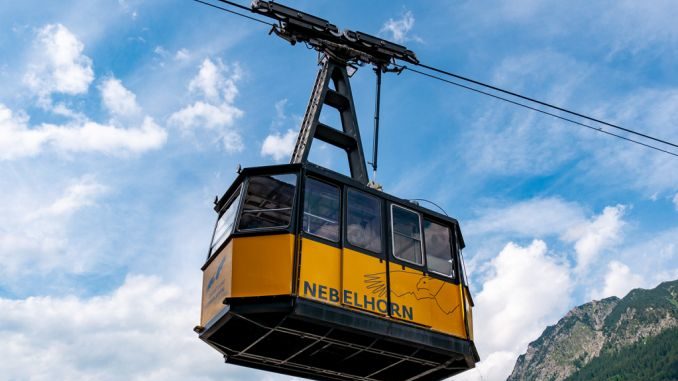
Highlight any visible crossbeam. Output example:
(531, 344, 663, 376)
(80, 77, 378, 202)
(251, 0, 418, 66)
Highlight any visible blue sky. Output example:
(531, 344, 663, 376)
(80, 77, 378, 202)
(1, 1, 677, 380)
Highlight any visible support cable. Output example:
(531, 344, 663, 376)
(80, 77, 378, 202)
(401, 66, 678, 157)
(371, 66, 382, 182)
(190, 0, 678, 158)
(191, 0, 274, 26)
(413, 62, 678, 150)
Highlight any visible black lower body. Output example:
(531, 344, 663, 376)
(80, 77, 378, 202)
(199, 296, 479, 381)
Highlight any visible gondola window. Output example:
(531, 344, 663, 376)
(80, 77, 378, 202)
(303, 179, 340, 242)
(391, 205, 423, 265)
(210, 186, 242, 254)
(424, 220, 455, 277)
(238, 174, 297, 231)
(346, 189, 382, 253)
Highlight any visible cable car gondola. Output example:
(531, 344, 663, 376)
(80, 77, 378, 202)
(194, 2, 479, 380)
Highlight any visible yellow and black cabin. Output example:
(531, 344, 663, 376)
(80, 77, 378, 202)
(197, 163, 479, 380)
(196, 3, 478, 379)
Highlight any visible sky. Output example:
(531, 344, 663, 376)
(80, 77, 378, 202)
(0, 1, 677, 380)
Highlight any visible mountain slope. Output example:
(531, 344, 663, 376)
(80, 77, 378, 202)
(565, 326, 678, 381)
(507, 279, 678, 381)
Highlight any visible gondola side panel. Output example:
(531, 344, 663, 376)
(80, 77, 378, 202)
(298, 238, 342, 306)
(344, 248, 389, 316)
(201, 242, 233, 327)
(231, 234, 296, 298)
(387, 266, 467, 338)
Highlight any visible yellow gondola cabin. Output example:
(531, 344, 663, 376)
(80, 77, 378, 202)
(194, 2, 478, 379)
(196, 163, 478, 380)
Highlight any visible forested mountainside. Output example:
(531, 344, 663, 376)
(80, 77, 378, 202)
(507, 280, 678, 381)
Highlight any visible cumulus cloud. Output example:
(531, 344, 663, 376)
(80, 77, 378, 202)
(4, 24, 167, 160)
(169, 101, 242, 130)
(261, 99, 300, 162)
(590, 261, 644, 300)
(0, 104, 167, 160)
(380, 10, 419, 43)
(468, 240, 572, 380)
(564, 205, 626, 273)
(169, 58, 244, 153)
(0, 177, 107, 278)
(261, 129, 297, 161)
(0, 275, 246, 381)
(100, 77, 142, 117)
(23, 24, 94, 102)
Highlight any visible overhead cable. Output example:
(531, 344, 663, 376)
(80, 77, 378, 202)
(413, 62, 678, 150)
(401, 66, 678, 157)
(191, 0, 274, 26)
(191, 0, 678, 157)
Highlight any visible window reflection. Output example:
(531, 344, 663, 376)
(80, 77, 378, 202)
(424, 220, 454, 277)
(238, 174, 297, 231)
(391, 205, 423, 265)
(347, 189, 382, 253)
(303, 179, 340, 242)
(210, 187, 242, 255)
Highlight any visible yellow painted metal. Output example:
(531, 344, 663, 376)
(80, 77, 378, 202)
(231, 234, 295, 297)
(203, 232, 472, 341)
(200, 234, 295, 326)
(298, 238, 470, 339)
(343, 248, 388, 315)
(388, 264, 467, 338)
(200, 241, 233, 326)
(298, 238, 342, 306)
(465, 286, 474, 341)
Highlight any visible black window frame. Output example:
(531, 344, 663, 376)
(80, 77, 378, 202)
(301, 176, 342, 245)
(390, 203, 425, 267)
(236, 173, 298, 233)
(343, 187, 384, 258)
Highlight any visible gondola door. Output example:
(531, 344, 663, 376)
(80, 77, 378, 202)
(386, 203, 428, 325)
(341, 188, 389, 316)
(387, 203, 466, 336)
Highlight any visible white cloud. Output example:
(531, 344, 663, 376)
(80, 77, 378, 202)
(590, 261, 644, 300)
(23, 24, 94, 101)
(564, 205, 626, 273)
(0, 177, 107, 278)
(154, 45, 169, 58)
(261, 129, 297, 161)
(454, 351, 516, 381)
(188, 58, 239, 103)
(100, 77, 142, 117)
(461, 51, 585, 177)
(381, 10, 418, 43)
(169, 101, 242, 131)
(466, 197, 585, 238)
(35, 178, 107, 218)
(470, 240, 572, 380)
(673, 192, 678, 211)
(0, 104, 167, 160)
(0, 275, 249, 381)
(589, 89, 678, 194)
(175, 48, 191, 61)
(169, 58, 244, 153)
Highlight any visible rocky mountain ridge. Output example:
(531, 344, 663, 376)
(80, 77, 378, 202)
(507, 279, 678, 381)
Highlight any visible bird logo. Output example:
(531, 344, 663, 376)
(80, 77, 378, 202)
(207, 257, 225, 291)
(364, 270, 459, 315)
